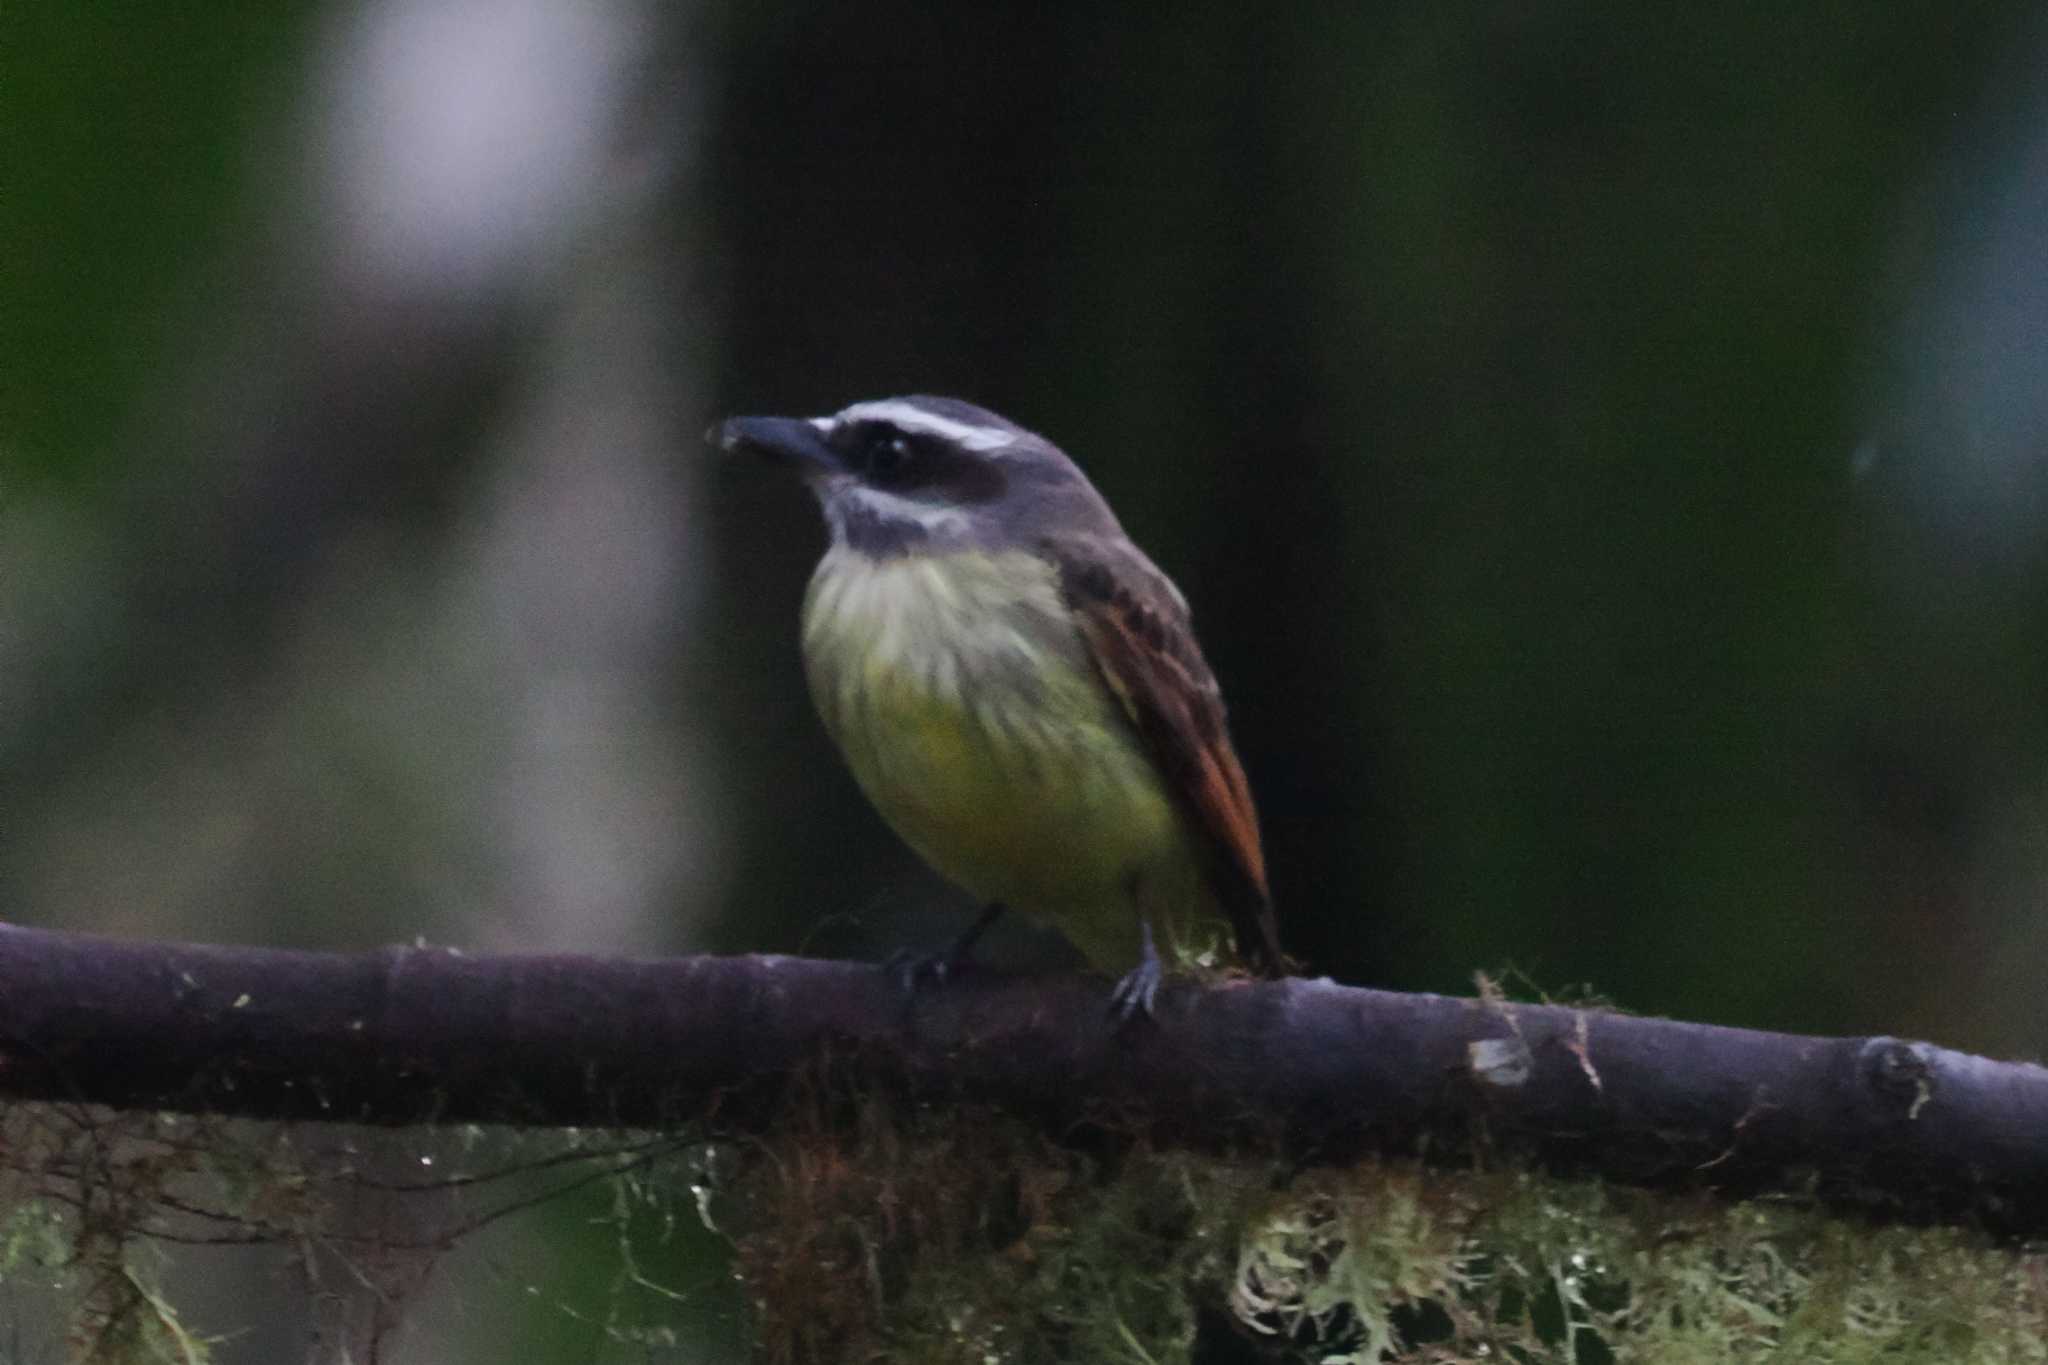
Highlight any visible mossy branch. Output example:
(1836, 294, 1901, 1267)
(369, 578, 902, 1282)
(0, 923, 2042, 1236)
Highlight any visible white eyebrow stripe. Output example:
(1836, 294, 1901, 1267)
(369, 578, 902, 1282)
(831, 400, 1016, 451)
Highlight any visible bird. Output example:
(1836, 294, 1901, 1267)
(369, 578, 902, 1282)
(712, 395, 1283, 1015)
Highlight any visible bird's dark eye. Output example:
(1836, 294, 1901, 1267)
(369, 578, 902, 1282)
(863, 430, 917, 485)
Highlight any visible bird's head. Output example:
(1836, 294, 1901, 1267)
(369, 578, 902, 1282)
(712, 395, 1118, 557)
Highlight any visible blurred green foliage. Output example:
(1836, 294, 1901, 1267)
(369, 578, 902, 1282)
(1, 4, 314, 486)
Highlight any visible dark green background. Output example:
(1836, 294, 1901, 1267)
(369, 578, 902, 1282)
(698, 3, 2042, 1050)
(5, 2, 2041, 1038)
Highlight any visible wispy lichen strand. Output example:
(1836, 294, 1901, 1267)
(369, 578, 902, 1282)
(734, 1104, 2048, 1364)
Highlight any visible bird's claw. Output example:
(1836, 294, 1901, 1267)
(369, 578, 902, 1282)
(1108, 920, 1163, 1022)
(884, 946, 953, 998)
(882, 901, 1006, 1000)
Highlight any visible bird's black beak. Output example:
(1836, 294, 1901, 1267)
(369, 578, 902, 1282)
(708, 415, 842, 474)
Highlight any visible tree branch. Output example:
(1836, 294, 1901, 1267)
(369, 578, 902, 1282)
(0, 923, 2041, 1234)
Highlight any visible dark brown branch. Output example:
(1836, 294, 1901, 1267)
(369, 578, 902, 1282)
(0, 923, 2043, 1234)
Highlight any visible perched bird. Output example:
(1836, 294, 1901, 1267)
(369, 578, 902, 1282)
(714, 396, 1282, 1014)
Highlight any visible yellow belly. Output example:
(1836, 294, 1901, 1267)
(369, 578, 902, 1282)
(801, 549, 1220, 971)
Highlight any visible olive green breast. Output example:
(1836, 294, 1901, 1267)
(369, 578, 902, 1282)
(799, 548, 1213, 969)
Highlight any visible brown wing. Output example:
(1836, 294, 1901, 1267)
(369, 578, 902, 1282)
(1050, 539, 1285, 975)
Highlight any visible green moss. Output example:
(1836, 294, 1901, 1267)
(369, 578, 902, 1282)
(1, 1095, 2042, 1363)
(731, 1104, 2048, 1364)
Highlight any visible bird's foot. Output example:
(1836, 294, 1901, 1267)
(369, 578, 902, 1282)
(883, 946, 956, 996)
(1107, 920, 1163, 1022)
(883, 902, 1006, 998)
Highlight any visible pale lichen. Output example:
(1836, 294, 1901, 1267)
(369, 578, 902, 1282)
(3, 1091, 2043, 1363)
(731, 1100, 2048, 1364)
